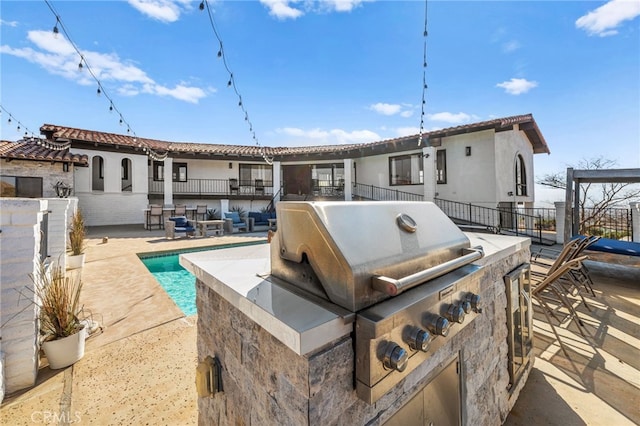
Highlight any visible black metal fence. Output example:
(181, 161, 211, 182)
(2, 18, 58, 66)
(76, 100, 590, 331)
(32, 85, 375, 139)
(580, 207, 632, 239)
(434, 198, 549, 244)
(149, 178, 274, 197)
(353, 183, 424, 201)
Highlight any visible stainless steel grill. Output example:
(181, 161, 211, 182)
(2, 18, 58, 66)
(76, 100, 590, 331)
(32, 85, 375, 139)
(270, 201, 485, 403)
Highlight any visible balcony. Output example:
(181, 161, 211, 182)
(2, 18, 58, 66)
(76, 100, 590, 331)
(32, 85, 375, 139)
(148, 178, 274, 200)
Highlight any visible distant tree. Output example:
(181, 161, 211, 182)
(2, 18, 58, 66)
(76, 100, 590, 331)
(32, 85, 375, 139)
(537, 157, 640, 235)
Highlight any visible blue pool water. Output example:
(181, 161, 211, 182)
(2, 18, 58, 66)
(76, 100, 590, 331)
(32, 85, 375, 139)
(140, 241, 266, 316)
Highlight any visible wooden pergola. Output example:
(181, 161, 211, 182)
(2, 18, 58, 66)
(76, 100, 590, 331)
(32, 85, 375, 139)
(564, 168, 640, 242)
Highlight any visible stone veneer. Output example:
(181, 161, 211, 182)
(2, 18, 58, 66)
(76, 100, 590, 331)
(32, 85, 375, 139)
(0, 159, 73, 198)
(196, 241, 531, 425)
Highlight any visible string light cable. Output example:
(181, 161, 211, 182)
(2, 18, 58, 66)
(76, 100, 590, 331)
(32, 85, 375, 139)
(44, 0, 167, 160)
(0, 105, 40, 140)
(199, 0, 273, 165)
(418, 0, 428, 146)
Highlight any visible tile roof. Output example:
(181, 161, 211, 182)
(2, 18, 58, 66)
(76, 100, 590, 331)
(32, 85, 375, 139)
(38, 113, 549, 158)
(0, 139, 89, 166)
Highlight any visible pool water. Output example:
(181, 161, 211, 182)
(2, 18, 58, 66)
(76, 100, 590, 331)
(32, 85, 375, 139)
(141, 255, 197, 316)
(140, 241, 266, 316)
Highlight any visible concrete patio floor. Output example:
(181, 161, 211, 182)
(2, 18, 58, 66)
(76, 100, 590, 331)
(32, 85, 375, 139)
(1, 226, 638, 425)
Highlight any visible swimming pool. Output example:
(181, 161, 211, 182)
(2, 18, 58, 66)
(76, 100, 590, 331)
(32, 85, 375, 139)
(140, 241, 266, 316)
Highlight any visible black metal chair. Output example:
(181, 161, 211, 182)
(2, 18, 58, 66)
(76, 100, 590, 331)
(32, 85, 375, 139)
(195, 205, 208, 221)
(147, 204, 164, 230)
(255, 179, 264, 195)
(229, 178, 239, 195)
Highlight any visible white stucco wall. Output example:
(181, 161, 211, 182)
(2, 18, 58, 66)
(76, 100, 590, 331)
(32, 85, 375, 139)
(72, 148, 148, 226)
(0, 198, 48, 396)
(433, 130, 496, 206)
(494, 128, 536, 205)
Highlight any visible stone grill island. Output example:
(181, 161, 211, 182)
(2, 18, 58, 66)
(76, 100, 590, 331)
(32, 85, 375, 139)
(181, 202, 533, 426)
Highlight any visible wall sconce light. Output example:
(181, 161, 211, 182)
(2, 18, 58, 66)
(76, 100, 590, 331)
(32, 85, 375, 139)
(196, 356, 222, 397)
(465, 147, 471, 156)
(63, 163, 69, 172)
(422, 153, 430, 158)
(228, 162, 233, 169)
(507, 191, 514, 196)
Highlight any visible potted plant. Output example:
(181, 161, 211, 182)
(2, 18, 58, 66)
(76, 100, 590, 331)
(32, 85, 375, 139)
(67, 209, 86, 270)
(31, 261, 86, 369)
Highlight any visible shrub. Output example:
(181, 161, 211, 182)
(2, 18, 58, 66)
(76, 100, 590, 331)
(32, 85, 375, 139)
(69, 209, 86, 255)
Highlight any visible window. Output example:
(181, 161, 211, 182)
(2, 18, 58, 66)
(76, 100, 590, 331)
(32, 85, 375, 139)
(0, 176, 43, 198)
(389, 154, 423, 186)
(239, 164, 273, 186)
(436, 150, 447, 184)
(153, 161, 164, 181)
(173, 163, 187, 182)
(92, 156, 104, 191)
(515, 155, 527, 196)
(121, 158, 132, 192)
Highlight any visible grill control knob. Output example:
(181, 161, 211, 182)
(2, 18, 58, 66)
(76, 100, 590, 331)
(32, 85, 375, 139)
(407, 329, 432, 352)
(446, 304, 466, 324)
(466, 294, 482, 313)
(383, 343, 409, 372)
(461, 301, 472, 314)
(426, 316, 451, 337)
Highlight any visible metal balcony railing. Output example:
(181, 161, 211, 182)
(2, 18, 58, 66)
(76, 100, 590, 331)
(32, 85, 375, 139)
(149, 178, 274, 197)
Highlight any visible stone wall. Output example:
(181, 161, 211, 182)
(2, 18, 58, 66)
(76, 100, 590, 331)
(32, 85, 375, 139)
(0, 199, 48, 398)
(196, 245, 532, 425)
(0, 159, 73, 198)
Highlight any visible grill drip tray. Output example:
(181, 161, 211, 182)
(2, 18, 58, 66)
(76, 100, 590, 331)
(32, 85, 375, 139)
(355, 264, 482, 404)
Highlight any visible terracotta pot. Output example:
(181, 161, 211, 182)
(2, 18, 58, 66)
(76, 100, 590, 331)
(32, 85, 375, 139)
(41, 327, 86, 369)
(66, 253, 85, 270)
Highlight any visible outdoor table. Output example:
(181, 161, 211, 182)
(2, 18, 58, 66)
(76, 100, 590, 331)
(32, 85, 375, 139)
(196, 220, 225, 237)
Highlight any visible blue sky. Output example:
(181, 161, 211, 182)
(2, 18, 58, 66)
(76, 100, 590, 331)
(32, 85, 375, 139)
(1, 0, 639, 205)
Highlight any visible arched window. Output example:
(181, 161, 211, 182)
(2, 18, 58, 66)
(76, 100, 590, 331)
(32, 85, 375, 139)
(121, 158, 132, 192)
(515, 155, 527, 196)
(92, 156, 104, 191)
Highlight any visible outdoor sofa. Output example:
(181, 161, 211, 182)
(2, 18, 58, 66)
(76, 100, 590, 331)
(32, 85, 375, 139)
(247, 211, 276, 232)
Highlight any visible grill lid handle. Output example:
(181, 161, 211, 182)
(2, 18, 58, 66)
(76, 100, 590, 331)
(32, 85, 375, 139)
(371, 246, 484, 296)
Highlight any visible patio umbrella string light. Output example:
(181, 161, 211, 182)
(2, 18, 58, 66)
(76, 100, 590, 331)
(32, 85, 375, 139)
(418, 0, 428, 146)
(0, 105, 39, 141)
(44, 0, 167, 161)
(199, 0, 274, 165)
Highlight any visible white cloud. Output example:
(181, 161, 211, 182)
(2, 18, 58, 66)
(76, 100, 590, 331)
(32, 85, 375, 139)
(259, 0, 366, 20)
(276, 127, 379, 144)
(369, 102, 401, 116)
(1, 30, 207, 103)
(369, 102, 414, 117)
(496, 78, 538, 95)
(1, 20, 18, 27)
(502, 40, 521, 53)
(576, 0, 640, 37)
(427, 112, 476, 124)
(259, 0, 304, 20)
(394, 126, 420, 137)
(127, 0, 192, 23)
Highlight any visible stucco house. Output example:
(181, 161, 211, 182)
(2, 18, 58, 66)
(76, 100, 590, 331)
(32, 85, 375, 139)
(2, 114, 549, 226)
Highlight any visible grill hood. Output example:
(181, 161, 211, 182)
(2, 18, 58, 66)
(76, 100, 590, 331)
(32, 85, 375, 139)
(270, 201, 483, 312)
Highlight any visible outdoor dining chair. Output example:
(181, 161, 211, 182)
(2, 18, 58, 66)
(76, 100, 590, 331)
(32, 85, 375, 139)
(174, 204, 187, 216)
(148, 204, 164, 230)
(195, 205, 208, 221)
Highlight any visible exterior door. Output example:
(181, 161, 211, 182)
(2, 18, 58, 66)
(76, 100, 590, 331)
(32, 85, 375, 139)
(283, 165, 311, 196)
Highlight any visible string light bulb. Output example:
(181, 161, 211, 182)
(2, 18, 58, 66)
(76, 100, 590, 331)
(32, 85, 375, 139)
(78, 60, 83, 70)
(199, 1, 205, 10)
(97, 87, 101, 96)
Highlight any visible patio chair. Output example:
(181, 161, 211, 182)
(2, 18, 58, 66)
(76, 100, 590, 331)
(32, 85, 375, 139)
(195, 205, 208, 221)
(165, 216, 196, 239)
(229, 178, 239, 195)
(531, 255, 589, 356)
(174, 204, 187, 216)
(147, 204, 164, 230)
(255, 179, 264, 195)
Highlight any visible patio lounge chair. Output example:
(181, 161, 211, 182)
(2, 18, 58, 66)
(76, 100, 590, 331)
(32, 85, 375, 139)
(531, 255, 589, 356)
(165, 216, 196, 239)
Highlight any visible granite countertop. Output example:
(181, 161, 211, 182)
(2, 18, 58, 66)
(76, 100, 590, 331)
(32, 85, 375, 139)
(180, 233, 530, 356)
